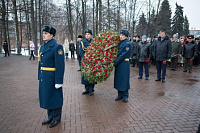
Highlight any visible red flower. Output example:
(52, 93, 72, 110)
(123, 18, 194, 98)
(91, 62, 94, 65)
(98, 66, 101, 69)
(110, 56, 112, 58)
(100, 49, 103, 51)
(113, 57, 117, 60)
(102, 52, 104, 55)
(105, 73, 108, 76)
(105, 57, 108, 59)
(97, 51, 100, 54)
(99, 39, 102, 42)
(93, 66, 96, 69)
(163, 61, 166, 65)
(104, 69, 107, 72)
(112, 49, 115, 52)
(100, 75, 103, 77)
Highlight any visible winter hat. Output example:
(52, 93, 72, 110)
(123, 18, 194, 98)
(119, 29, 129, 37)
(77, 35, 83, 38)
(187, 35, 194, 39)
(42, 25, 56, 37)
(142, 35, 147, 40)
(173, 33, 179, 38)
(85, 29, 93, 35)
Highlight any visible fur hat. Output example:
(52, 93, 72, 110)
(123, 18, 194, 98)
(173, 33, 179, 38)
(85, 29, 92, 35)
(42, 25, 56, 36)
(119, 29, 129, 37)
(77, 35, 83, 38)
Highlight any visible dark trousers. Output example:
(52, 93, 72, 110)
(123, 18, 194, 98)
(170, 57, 178, 69)
(47, 107, 62, 121)
(29, 50, 35, 60)
(138, 62, 149, 78)
(77, 55, 81, 68)
(184, 58, 192, 71)
(4, 50, 9, 57)
(118, 90, 129, 99)
(71, 51, 75, 59)
(156, 61, 167, 80)
(85, 84, 95, 92)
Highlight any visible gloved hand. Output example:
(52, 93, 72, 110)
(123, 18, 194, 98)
(55, 84, 62, 89)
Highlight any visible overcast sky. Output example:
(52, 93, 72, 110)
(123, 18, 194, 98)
(53, 0, 200, 30)
(169, 0, 200, 29)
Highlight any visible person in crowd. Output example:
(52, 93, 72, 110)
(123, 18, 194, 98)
(114, 29, 131, 103)
(182, 35, 197, 73)
(153, 31, 172, 83)
(69, 40, 75, 59)
(76, 35, 83, 71)
(80, 29, 96, 96)
(38, 25, 65, 128)
(194, 37, 200, 67)
(170, 33, 181, 71)
(137, 35, 151, 80)
(63, 39, 69, 59)
(130, 35, 140, 67)
(29, 41, 35, 60)
(3, 40, 9, 57)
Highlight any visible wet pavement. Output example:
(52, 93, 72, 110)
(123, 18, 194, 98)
(0, 55, 200, 133)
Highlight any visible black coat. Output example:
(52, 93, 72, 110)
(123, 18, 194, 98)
(137, 41, 151, 62)
(154, 36, 172, 61)
(182, 41, 197, 59)
(3, 43, 9, 51)
(69, 43, 75, 51)
(131, 40, 140, 57)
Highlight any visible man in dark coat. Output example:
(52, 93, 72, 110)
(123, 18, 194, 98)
(114, 29, 131, 103)
(151, 36, 158, 65)
(194, 37, 200, 66)
(3, 41, 9, 57)
(79, 29, 96, 96)
(170, 33, 181, 71)
(137, 35, 151, 80)
(76, 35, 82, 71)
(182, 35, 197, 73)
(154, 31, 172, 83)
(130, 35, 140, 67)
(69, 40, 75, 59)
(38, 25, 65, 128)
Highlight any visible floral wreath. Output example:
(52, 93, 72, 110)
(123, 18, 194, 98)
(81, 31, 120, 83)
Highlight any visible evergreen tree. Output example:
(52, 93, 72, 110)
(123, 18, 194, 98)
(148, 8, 156, 38)
(136, 13, 147, 36)
(156, 0, 171, 36)
(171, 3, 184, 36)
(183, 15, 189, 36)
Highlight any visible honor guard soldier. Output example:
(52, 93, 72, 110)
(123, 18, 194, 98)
(154, 31, 172, 83)
(182, 35, 197, 73)
(114, 29, 131, 103)
(38, 25, 65, 128)
(170, 33, 181, 71)
(80, 29, 96, 96)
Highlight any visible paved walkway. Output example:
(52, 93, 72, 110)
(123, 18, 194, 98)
(0, 55, 200, 133)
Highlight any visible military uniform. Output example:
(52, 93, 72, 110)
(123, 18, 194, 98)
(38, 25, 65, 128)
(170, 40, 181, 70)
(114, 29, 131, 103)
(182, 35, 197, 73)
(79, 29, 96, 95)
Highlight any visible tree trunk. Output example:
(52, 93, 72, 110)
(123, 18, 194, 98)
(13, 0, 21, 54)
(99, 0, 102, 32)
(117, 0, 120, 31)
(2, 0, 7, 43)
(96, 0, 99, 34)
(132, 0, 137, 36)
(81, 0, 85, 36)
(68, 0, 73, 41)
(93, 0, 95, 35)
(107, 0, 110, 30)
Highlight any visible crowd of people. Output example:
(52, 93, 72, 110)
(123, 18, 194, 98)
(129, 32, 199, 82)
